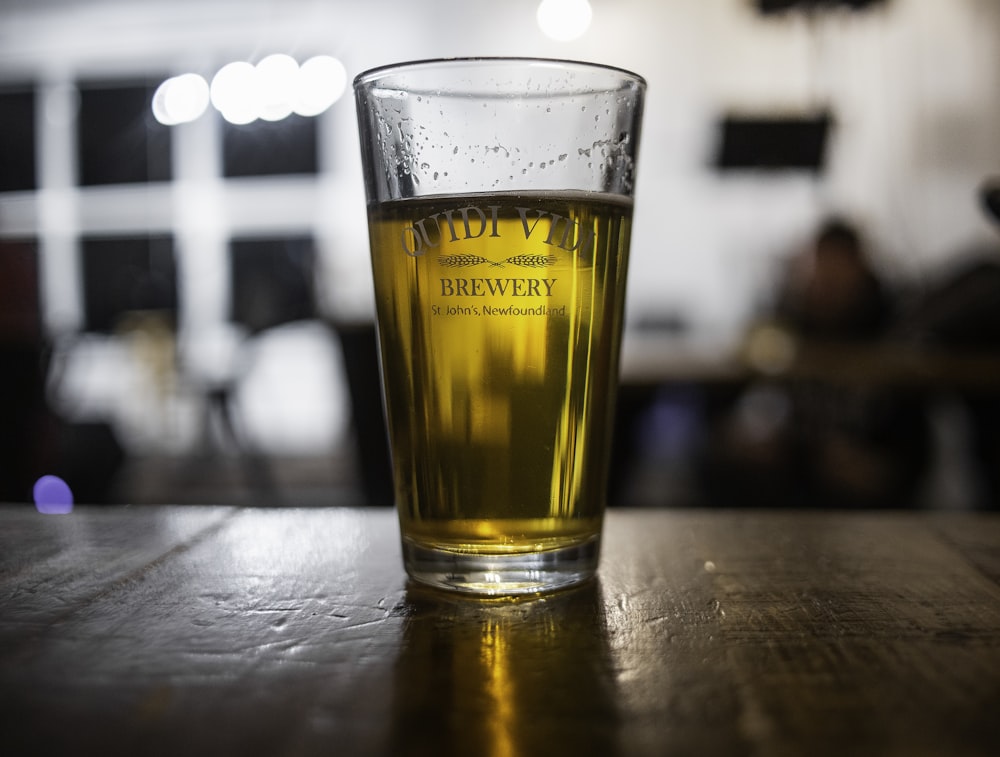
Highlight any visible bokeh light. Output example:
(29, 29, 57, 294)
(537, 0, 593, 42)
(200, 55, 347, 125)
(152, 73, 210, 125)
(33, 475, 74, 514)
(210, 61, 260, 125)
(294, 55, 348, 117)
(255, 53, 299, 122)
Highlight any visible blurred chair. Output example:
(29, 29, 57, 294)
(700, 218, 931, 509)
(190, 234, 323, 505)
(186, 235, 392, 506)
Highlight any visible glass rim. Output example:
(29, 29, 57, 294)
(352, 56, 646, 91)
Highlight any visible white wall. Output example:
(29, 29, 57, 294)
(3, 0, 999, 327)
(2, 0, 999, 452)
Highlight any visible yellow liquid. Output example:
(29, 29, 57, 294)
(367, 191, 631, 554)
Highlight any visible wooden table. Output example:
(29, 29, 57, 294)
(2, 506, 999, 756)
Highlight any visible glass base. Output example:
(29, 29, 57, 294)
(402, 537, 600, 597)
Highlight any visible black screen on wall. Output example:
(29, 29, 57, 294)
(757, 0, 886, 13)
(715, 113, 831, 172)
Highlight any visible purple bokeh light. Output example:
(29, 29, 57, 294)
(33, 475, 74, 514)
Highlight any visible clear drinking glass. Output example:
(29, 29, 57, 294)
(354, 58, 645, 596)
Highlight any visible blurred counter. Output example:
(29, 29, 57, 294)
(619, 328, 1000, 389)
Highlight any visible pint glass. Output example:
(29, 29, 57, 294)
(354, 58, 645, 595)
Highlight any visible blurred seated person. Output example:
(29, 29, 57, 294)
(774, 218, 891, 340)
(701, 218, 930, 509)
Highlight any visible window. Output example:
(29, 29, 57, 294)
(77, 81, 172, 186)
(229, 235, 316, 333)
(81, 235, 177, 333)
(0, 88, 37, 192)
(222, 115, 318, 178)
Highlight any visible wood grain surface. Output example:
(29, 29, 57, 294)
(1, 506, 999, 756)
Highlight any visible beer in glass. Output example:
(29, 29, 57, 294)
(354, 58, 645, 595)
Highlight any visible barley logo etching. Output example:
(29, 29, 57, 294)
(438, 253, 558, 269)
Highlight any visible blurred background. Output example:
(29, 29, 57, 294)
(2, 0, 999, 510)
